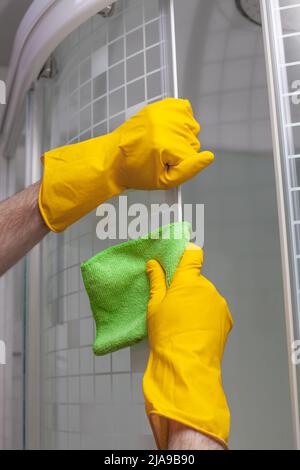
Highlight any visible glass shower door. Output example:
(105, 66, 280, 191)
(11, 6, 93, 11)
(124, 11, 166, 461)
(38, 0, 178, 450)
(261, 0, 300, 448)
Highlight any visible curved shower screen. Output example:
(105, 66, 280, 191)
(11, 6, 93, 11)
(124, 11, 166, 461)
(38, 0, 179, 450)
(261, 0, 300, 449)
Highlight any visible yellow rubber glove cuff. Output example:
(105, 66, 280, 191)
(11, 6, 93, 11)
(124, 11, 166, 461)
(39, 98, 214, 232)
(143, 244, 233, 450)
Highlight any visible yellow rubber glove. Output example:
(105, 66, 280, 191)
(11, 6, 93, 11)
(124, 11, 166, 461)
(143, 244, 233, 450)
(39, 98, 214, 232)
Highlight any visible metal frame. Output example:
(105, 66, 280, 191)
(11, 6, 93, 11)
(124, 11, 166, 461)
(1, 0, 181, 448)
(159, 0, 181, 219)
(170, 0, 182, 221)
(260, 0, 300, 449)
(0, 0, 116, 158)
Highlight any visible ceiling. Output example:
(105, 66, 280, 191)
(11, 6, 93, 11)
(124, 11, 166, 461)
(0, 0, 33, 66)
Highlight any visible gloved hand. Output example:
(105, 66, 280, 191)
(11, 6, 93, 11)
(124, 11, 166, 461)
(39, 98, 214, 232)
(144, 244, 233, 449)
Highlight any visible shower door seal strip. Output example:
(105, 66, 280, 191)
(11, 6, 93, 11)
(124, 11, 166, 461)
(260, 0, 300, 449)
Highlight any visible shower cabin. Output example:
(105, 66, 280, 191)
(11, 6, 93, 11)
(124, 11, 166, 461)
(0, 0, 300, 450)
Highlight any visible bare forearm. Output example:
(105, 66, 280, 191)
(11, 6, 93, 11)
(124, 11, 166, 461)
(168, 420, 224, 451)
(0, 182, 49, 276)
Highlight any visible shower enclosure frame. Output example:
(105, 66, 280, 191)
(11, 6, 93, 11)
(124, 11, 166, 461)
(260, 0, 300, 449)
(1, 0, 300, 450)
(0, 0, 180, 449)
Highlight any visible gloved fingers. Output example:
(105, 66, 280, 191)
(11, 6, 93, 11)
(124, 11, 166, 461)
(181, 99, 201, 135)
(171, 244, 204, 285)
(184, 115, 201, 137)
(146, 260, 167, 308)
(184, 129, 201, 153)
(162, 150, 214, 188)
(160, 98, 201, 136)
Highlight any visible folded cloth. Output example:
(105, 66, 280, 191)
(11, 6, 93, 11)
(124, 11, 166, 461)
(81, 222, 191, 355)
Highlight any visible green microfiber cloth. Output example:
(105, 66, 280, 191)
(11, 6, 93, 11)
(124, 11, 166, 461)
(81, 222, 191, 355)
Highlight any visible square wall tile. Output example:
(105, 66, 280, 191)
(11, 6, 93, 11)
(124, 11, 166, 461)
(80, 318, 94, 347)
(147, 71, 161, 99)
(93, 96, 107, 124)
(146, 20, 160, 47)
(56, 324, 68, 351)
(57, 404, 68, 431)
(80, 347, 94, 375)
(108, 14, 124, 42)
(80, 82, 91, 109)
(132, 373, 144, 403)
(131, 340, 149, 372)
(68, 319, 80, 349)
(95, 375, 112, 403)
(112, 374, 131, 403)
(68, 405, 80, 432)
(126, 28, 144, 56)
(127, 52, 144, 82)
(144, 0, 160, 21)
(79, 291, 91, 319)
(127, 78, 145, 107)
(68, 377, 80, 403)
(95, 353, 111, 374)
(109, 62, 125, 91)
(68, 349, 80, 376)
(69, 433, 81, 450)
(67, 266, 79, 294)
(56, 351, 68, 377)
(109, 87, 125, 115)
(80, 376, 95, 403)
(93, 72, 107, 99)
(146, 45, 161, 74)
(92, 46, 108, 77)
(67, 293, 79, 321)
(109, 38, 124, 66)
(109, 113, 125, 132)
(56, 377, 68, 403)
(125, 5, 143, 32)
(112, 348, 131, 372)
(80, 58, 91, 84)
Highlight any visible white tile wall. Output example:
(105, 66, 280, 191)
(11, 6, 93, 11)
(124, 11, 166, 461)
(40, 0, 174, 449)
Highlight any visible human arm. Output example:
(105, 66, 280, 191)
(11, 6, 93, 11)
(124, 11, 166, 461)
(168, 421, 224, 451)
(0, 182, 49, 276)
(144, 244, 233, 450)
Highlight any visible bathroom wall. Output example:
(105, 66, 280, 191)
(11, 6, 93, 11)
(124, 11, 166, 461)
(174, 0, 294, 449)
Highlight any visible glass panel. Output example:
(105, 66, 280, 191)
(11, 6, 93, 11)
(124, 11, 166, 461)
(262, 0, 300, 444)
(39, 0, 176, 450)
(0, 122, 26, 450)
